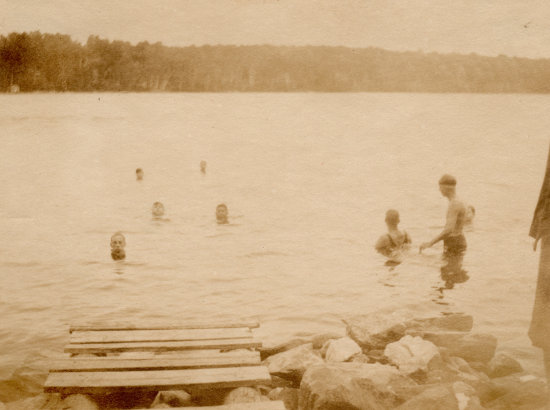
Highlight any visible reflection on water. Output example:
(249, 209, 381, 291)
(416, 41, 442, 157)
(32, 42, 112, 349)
(0, 93, 548, 389)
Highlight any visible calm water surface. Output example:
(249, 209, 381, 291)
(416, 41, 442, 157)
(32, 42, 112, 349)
(0, 93, 548, 392)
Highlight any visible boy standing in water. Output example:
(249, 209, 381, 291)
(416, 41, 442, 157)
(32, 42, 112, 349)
(420, 174, 467, 276)
(375, 209, 412, 264)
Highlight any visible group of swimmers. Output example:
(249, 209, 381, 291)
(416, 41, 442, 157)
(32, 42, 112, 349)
(109, 163, 229, 261)
(375, 174, 474, 283)
(112, 169, 474, 283)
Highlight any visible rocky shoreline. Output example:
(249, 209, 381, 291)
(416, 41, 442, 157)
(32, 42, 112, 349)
(1, 311, 547, 410)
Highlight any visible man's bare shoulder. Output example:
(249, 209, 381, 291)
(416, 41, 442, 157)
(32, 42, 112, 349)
(449, 198, 466, 212)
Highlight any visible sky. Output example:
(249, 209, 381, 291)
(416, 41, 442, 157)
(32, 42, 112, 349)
(1, 0, 550, 58)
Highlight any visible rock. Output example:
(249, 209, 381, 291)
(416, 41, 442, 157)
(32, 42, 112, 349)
(223, 387, 262, 404)
(384, 335, 441, 374)
(325, 337, 362, 362)
(344, 311, 413, 350)
(366, 349, 390, 364)
(264, 343, 324, 384)
(62, 394, 99, 409)
(422, 355, 493, 402)
(483, 373, 547, 408)
(299, 362, 419, 410)
(319, 340, 331, 358)
(396, 385, 459, 410)
(268, 387, 299, 410)
(271, 375, 295, 388)
(311, 332, 343, 350)
(260, 337, 311, 360)
(453, 382, 485, 410)
(484, 373, 547, 409)
(151, 390, 192, 407)
(5, 393, 63, 410)
(410, 332, 497, 364)
(487, 353, 523, 378)
(408, 313, 474, 332)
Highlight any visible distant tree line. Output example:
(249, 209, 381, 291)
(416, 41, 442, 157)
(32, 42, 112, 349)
(1, 31, 550, 93)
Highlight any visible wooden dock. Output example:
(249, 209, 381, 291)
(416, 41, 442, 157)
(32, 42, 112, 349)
(44, 321, 284, 409)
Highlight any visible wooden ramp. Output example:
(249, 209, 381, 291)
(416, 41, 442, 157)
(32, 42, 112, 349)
(44, 321, 280, 408)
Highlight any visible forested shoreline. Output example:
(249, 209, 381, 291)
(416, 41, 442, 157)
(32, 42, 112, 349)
(2, 31, 550, 93)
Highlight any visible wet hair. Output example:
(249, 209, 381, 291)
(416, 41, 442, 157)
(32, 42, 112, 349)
(136, 168, 143, 174)
(153, 201, 163, 207)
(385, 209, 400, 225)
(216, 203, 227, 211)
(439, 174, 456, 186)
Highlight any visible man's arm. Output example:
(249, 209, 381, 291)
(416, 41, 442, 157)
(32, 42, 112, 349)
(420, 202, 459, 252)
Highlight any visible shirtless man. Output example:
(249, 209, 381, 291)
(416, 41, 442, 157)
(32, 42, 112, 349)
(110, 232, 126, 261)
(420, 174, 467, 275)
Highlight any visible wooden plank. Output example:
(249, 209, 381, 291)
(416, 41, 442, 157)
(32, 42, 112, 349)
(50, 351, 261, 372)
(70, 328, 252, 344)
(44, 366, 272, 394)
(138, 402, 286, 410)
(70, 320, 260, 333)
(64, 338, 262, 354)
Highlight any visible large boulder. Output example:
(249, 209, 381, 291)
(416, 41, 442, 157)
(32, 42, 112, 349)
(151, 390, 192, 407)
(223, 387, 262, 404)
(264, 343, 324, 383)
(268, 387, 299, 410)
(396, 385, 459, 410)
(482, 373, 547, 408)
(344, 311, 414, 351)
(452, 381, 485, 410)
(487, 353, 523, 379)
(325, 337, 362, 362)
(311, 332, 344, 350)
(62, 394, 99, 410)
(5, 393, 63, 410)
(409, 332, 497, 364)
(384, 335, 440, 374)
(299, 362, 418, 410)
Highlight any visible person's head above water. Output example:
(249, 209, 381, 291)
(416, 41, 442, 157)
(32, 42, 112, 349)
(136, 168, 144, 181)
(200, 160, 207, 173)
(110, 232, 126, 260)
(438, 174, 457, 197)
(385, 209, 400, 228)
(216, 203, 228, 224)
(152, 202, 165, 218)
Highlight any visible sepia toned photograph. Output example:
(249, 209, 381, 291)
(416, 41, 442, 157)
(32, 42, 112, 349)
(1, 1, 550, 409)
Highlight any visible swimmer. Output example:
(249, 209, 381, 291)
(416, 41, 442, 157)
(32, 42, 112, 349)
(375, 209, 411, 264)
(136, 168, 144, 181)
(110, 232, 126, 261)
(152, 201, 165, 218)
(216, 203, 229, 224)
(200, 160, 207, 174)
(420, 174, 467, 276)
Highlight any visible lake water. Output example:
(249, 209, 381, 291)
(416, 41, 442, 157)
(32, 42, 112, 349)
(0, 92, 548, 397)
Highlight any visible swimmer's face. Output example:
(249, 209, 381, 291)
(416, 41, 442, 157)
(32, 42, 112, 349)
(110, 234, 126, 251)
(200, 161, 207, 171)
(216, 205, 228, 223)
(152, 203, 165, 217)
